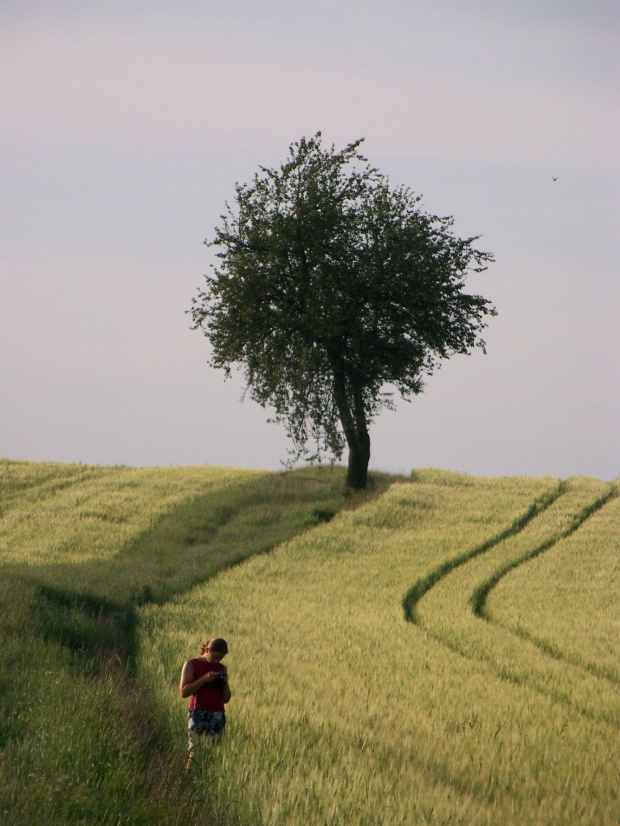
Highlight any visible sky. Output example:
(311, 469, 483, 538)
(1, 0, 619, 480)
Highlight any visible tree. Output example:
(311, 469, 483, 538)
(190, 134, 496, 490)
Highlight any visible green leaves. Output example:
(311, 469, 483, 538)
(190, 133, 496, 478)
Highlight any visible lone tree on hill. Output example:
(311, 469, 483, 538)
(190, 134, 496, 490)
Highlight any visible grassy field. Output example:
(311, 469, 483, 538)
(140, 470, 619, 826)
(0, 461, 259, 566)
(1, 459, 618, 824)
(0, 459, 375, 825)
(487, 491, 620, 684)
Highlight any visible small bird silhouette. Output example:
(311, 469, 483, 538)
(551, 176, 559, 181)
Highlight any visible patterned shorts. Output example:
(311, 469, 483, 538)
(187, 709, 226, 751)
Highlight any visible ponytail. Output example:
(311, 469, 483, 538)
(199, 637, 228, 655)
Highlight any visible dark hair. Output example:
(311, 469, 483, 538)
(199, 637, 228, 655)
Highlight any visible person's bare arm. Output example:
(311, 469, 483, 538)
(222, 673, 231, 704)
(179, 660, 223, 698)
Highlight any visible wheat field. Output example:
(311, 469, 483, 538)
(1, 460, 617, 824)
(140, 470, 619, 825)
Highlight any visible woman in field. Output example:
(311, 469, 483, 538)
(179, 636, 231, 762)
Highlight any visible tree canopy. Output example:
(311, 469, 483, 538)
(190, 134, 496, 489)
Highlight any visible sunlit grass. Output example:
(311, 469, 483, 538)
(487, 482, 620, 682)
(1, 460, 372, 825)
(0, 459, 257, 564)
(415, 476, 619, 721)
(3, 461, 618, 824)
(139, 470, 620, 825)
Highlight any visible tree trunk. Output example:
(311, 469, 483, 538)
(331, 363, 371, 490)
(346, 430, 370, 490)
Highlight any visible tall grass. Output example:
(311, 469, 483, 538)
(414, 476, 619, 722)
(139, 470, 620, 825)
(4, 460, 618, 824)
(486, 484, 620, 683)
(0, 459, 258, 565)
(1, 460, 375, 825)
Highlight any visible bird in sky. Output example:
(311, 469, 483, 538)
(551, 176, 559, 181)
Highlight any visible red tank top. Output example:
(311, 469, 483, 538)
(187, 658, 227, 712)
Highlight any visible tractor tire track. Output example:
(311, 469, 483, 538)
(401, 481, 564, 624)
(403, 478, 620, 726)
(475, 484, 620, 686)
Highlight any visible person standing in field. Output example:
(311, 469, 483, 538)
(180, 637, 231, 763)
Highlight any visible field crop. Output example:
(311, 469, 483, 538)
(0, 459, 369, 825)
(0, 459, 258, 565)
(487, 491, 620, 684)
(1, 460, 617, 824)
(140, 470, 619, 826)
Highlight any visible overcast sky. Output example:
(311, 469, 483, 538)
(1, 0, 618, 480)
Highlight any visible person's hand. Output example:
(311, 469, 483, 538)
(205, 672, 226, 683)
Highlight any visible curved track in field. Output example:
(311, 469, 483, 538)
(401, 480, 565, 623)
(472, 485, 619, 683)
(404, 477, 620, 723)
